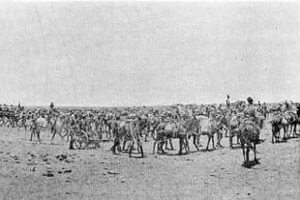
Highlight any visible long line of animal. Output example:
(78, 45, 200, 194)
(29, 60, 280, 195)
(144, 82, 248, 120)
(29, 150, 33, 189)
(0, 100, 299, 167)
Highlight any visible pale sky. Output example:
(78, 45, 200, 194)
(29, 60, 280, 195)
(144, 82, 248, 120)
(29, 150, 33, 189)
(0, 1, 299, 107)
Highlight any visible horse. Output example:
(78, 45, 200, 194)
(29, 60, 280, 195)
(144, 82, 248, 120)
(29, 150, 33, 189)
(152, 120, 187, 155)
(239, 118, 260, 167)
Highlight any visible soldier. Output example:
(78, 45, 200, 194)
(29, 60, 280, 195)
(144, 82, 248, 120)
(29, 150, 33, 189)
(262, 102, 267, 118)
(110, 116, 121, 154)
(69, 114, 79, 150)
(244, 97, 256, 118)
(284, 100, 292, 111)
(50, 102, 54, 110)
(243, 97, 261, 133)
(226, 95, 231, 109)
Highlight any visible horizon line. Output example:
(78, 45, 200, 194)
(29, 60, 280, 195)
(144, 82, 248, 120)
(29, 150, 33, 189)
(11, 101, 299, 108)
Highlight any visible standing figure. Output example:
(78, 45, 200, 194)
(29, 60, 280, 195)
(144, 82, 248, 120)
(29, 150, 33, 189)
(226, 95, 231, 109)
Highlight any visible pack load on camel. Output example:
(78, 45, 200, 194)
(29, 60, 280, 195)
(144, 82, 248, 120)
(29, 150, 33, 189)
(0, 110, 19, 119)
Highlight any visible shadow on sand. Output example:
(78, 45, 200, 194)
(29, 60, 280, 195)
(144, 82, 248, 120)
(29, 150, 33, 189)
(287, 135, 300, 139)
(274, 140, 288, 144)
(162, 148, 217, 157)
(258, 139, 266, 144)
(31, 141, 62, 146)
(229, 145, 241, 150)
(242, 158, 261, 169)
(199, 148, 216, 152)
(100, 139, 112, 143)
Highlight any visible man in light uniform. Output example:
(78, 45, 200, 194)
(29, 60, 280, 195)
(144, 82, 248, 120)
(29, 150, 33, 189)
(243, 97, 261, 135)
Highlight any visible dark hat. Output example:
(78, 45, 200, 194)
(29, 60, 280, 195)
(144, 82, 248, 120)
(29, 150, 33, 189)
(247, 97, 253, 103)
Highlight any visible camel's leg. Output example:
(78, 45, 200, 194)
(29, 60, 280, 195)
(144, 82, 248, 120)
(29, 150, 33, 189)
(111, 138, 120, 154)
(137, 140, 141, 153)
(229, 130, 233, 148)
(37, 130, 41, 143)
(212, 134, 215, 149)
(276, 128, 280, 142)
(237, 134, 240, 144)
(293, 123, 297, 137)
(217, 131, 223, 147)
(161, 141, 167, 154)
(283, 125, 287, 139)
(57, 130, 65, 141)
(65, 132, 70, 142)
(216, 132, 220, 147)
(69, 134, 74, 150)
(144, 131, 148, 142)
(98, 130, 102, 140)
(254, 144, 259, 164)
(139, 142, 144, 158)
(106, 129, 109, 140)
(206, 135, 211, 150)
(153, 141, 157, 154)
(30, 130, 34, 141)
(51, 130, 56, 141)
(246, 147, 250, 163)
(150, 130, 155, 140)
(64, 130, 70, 142)
(167, 139, 174, 150)
(178, 138, 183, 155)
(196, 135, 201, 146)
(128, 141, 134, 158)
(225, 128, 229, 137)
(165, 139, 169, 150)
(122, 139, 126, 151)
(184, 137, 190, 153)
(288, 125, 292, 138)
(185, 135, 190, 153)
(241, 144, 246, 163)
(157, 141, 162, 153)
(193, 135, 200, 151)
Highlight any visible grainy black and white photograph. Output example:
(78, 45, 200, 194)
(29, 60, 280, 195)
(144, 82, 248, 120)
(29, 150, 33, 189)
(0, 0, 299, 199)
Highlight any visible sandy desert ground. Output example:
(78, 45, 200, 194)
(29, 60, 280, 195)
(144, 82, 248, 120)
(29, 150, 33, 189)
(0, 124, 299, 200)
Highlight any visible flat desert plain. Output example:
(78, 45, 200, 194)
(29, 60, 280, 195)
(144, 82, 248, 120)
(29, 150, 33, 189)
(0, 125, 299, 200)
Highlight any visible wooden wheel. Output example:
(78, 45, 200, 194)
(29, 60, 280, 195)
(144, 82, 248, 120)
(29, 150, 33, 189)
(73, 133, 88, 149)
(74, 138, 84, 149)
